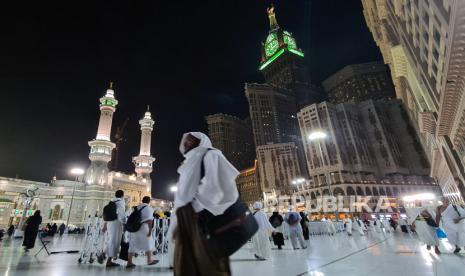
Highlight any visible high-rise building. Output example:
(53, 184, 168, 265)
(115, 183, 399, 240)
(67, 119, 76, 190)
(245, 83, 298, 147)
(256, 142, 302, 194)
(322, 61, 395, 104)
(85, 83, 118, 186)
(235, 161, 261, 207)
(297, 99, 435, 197)
(362, 0, 465, 202)
(205, 113, 255, 170)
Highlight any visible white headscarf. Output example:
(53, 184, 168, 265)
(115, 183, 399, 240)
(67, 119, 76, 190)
(174, 132, 240, 216)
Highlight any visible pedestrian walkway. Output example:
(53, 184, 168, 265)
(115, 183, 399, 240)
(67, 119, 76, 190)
(1, 230, 465, 276)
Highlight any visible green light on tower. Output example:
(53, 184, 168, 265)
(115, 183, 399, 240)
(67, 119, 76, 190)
(289, 48, 304, 57)
(259, 48, 285, 70)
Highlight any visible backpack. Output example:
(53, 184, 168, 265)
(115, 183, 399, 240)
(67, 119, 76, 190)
(103, 201, 118, 221)
(125, 205, 147, 233)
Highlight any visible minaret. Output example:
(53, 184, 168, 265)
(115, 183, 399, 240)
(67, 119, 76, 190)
(133, 107, 155, 181)
(85, 82, 118, 185)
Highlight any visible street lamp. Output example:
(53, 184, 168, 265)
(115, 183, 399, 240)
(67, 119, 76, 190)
(308, 130, 331, 194)
(292, 178, 306, 191)
(169, 185, 178, 204)
(67, 168, 84, 226)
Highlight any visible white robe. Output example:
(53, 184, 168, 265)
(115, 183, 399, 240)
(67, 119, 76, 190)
(380, 220, 390, 232)
(415, 220, 439, 246)
(406, 207, 438, 246)
(326, 219, 336, 235)
(373, 219, 382, 233)
(441, 204, 465, 246)
(354, 219, 365, 236)
(174, 132, 239, 216)
(343, 218, 353, 235)
(128, 203, 155, 253)
(166, 212, 176, 268)
(103, 197, 126, 258)
(252, 210, 274, 259)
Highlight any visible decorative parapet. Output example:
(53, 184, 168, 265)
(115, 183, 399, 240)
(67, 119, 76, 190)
(390, 45, 408, 78)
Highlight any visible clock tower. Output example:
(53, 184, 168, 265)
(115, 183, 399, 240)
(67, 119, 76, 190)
(259, 5, 325, 107)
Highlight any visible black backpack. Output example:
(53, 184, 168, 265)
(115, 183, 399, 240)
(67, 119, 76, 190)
(103, 201, 118, 221)
(125, 205, 147, 233)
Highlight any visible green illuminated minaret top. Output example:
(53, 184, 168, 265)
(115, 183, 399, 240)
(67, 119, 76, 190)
(260, 5, 305, 71)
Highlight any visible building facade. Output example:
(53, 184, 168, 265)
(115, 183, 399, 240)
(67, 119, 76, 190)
(298, 99, 430, 188)
(322, 61, 395, 104)
(256, 142, 302, 194)
(205, 113, 255, 170)
(235, 161, 262, 207)
(362, 0, 465, 202)
(245, 83, 299, 147)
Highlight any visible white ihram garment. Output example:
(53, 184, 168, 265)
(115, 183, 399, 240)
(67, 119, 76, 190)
(354, 219, 365, 236)
(174, 132, 239, 216)
(343, 218, 353, 235)
(285, 212, 306, 249)
(104, 198, 126, 258)
(415, 221, 439, 246)
(128, 203, 155, 253)
(166, 211, 177, 268)
(373, 219, 382, 233)
(252, 210, 274, 259)
(406, 207, 438, 246)
(326, 220, 336, 235)
(441, 204, 465, 246)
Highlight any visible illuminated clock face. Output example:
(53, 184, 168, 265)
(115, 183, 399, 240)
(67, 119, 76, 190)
(265, 33, 279, 57)
(284, 35, 297, 49)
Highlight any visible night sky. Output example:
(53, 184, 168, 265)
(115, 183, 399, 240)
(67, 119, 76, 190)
(0, 0, 381, 199)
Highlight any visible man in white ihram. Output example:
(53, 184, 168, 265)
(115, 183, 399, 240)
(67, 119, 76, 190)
(437, 197, 465, 253)
(102, 190, 126, 267)
(126, 196, 158, 268)
(251, 201, 275, 260)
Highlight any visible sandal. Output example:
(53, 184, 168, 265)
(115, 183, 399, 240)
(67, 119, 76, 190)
(148, 260, 159, 266)
(126, 263, 136, 269)
(106, 262, 120, 267)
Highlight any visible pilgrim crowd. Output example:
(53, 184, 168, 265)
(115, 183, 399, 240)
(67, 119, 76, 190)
(8, 132, 465, 276)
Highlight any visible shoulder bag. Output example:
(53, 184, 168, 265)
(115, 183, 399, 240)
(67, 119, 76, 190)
(197, 149, 259, 258)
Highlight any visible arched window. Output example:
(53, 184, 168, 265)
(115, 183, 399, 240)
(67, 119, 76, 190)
(333, 187, 345, 196)
(347, 186, 356, 196)
(365, 187, 372, 195)
(386, 187, 392, 196)
(356, 186, 364, 196)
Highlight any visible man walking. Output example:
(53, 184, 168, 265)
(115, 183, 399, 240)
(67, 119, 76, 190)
(102, 190, 126, 267)
(126, 196, 158, 268)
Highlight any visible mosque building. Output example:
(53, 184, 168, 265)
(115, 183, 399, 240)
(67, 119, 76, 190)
(0, 84, 168, 229)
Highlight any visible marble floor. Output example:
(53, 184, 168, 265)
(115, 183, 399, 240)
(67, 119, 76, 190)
(1, 229, 465, 276)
